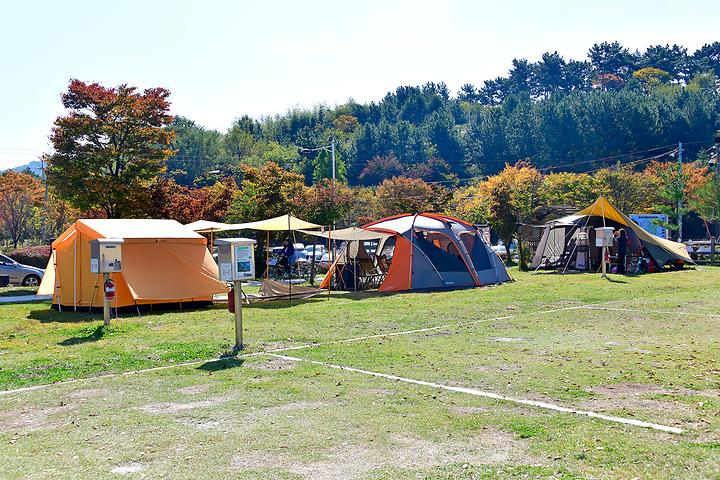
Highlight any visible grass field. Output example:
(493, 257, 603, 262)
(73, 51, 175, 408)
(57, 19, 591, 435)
(1, 268, 719, 479)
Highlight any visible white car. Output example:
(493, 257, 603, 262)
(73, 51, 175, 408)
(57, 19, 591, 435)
(303, 244, 327, 262)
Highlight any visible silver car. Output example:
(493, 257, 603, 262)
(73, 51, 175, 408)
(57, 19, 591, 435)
(0, 254, 44, 287)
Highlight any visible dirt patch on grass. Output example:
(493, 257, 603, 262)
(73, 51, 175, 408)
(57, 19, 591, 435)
(470, 363, 520, 374)
(111, 463, 144, 474)
(584, 383, 695, 415)
(68, 388, 110, 400)
(230, 429, 539, 479)
(589, 383, 670, 396)
(491, 337, 526, 343)
(177, 384, 212, 395)
(245, 400, 333, 419)
(248, 357, 298, 371)
(140, 395, 232, 415)
(0, 404, 72, 432)
(448, 405, 488, 415)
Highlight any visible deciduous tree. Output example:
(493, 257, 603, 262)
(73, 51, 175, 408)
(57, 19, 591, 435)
(0, 171, 43, 248)
(46, 79, 175, 218)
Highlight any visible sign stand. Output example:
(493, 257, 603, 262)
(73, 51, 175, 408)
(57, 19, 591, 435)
(233, 280, 243, 352)
(600, 246, 608, 279)
(216, 238, 256, 354)
(103, 272, 111, 325)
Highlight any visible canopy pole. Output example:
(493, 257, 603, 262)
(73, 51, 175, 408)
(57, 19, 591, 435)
(288, 215, 292, 302)
(52, 248, 62, 312)
(327, 227, 332, 299)
(73, 233, 77, 311)
(265, 230, 270, 280)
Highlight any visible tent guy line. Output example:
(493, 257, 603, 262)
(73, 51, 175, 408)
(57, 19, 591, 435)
(0, 301, 607, 397)
(265, 353, 685, 435)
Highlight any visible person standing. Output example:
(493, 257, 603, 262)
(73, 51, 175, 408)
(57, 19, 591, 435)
(278, 237, 295, 276)
(615, 229, 628, 274)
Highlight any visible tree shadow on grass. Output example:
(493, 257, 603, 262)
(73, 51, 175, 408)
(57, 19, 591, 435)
(197, 355, 244, 372)
(58, 325, 107, 346)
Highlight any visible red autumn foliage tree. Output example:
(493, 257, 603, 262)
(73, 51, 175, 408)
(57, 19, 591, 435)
(359, 153, 405, 185)
(151, 178, 237, 224)
(46, 79, 175, 218)
(374, 176, 439, 217)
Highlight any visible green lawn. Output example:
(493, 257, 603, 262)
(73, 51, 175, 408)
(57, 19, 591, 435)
(1, 268, 719, 479)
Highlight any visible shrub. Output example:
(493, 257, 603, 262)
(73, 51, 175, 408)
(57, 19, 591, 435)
(8, 245, 51, 268)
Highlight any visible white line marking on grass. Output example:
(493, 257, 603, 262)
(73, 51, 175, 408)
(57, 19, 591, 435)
(583, 306, 720, 318)
(266, 353, 685, 435)
(0, 302, 607, 397)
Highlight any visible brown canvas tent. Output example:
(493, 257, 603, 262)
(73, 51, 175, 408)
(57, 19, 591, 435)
(530, 197, 692, 270)
(38, 219, 227, 309)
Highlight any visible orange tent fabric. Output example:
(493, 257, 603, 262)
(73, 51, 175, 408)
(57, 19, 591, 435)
(38, 219, 227, 309)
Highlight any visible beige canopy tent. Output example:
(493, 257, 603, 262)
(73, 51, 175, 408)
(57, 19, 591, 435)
(301, 227, 394, 291)
(185, 220, 242, 249)
(231, 214, 324, 303)
(299, 226, 392, 241)
(530, 196, 692, 270)
(234, 214, 321, 231)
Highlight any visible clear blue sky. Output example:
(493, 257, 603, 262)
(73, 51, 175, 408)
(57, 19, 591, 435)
(1, 0, 718, 169)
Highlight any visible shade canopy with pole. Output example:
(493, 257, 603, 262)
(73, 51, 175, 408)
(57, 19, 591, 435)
(185, 220, 243, 250)
(232, 214, 323, 301)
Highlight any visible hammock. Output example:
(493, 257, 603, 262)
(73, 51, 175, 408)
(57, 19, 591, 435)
(243, 279, 323, 304)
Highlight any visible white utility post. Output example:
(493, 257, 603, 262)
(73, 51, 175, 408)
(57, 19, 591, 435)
(331, 137, 336, 186)
(678, 141, 683, 242)
(216, 238, 256, 352)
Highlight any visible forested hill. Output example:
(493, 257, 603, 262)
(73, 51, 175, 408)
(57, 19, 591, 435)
(169, 41, 720, 187)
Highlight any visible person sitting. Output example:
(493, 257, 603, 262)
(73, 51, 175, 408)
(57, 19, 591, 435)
(278, 237, 295, 276)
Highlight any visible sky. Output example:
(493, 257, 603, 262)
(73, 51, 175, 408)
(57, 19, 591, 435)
(1, 0, 719, 170)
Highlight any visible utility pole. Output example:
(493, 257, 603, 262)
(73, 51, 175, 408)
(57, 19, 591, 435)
(331, 137, 336, 186)
(677, 141, 683, 242)
(40, 157, 49, 243)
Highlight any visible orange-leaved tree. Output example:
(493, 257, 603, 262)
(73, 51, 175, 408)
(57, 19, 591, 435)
(46, 79, 175, 218)
(374, 177, 436, 218)
(478, 162, 543, 268)
(0, 171, 43, 248)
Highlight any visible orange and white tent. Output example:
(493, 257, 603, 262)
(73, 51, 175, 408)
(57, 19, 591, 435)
(38, 219, 227, 309)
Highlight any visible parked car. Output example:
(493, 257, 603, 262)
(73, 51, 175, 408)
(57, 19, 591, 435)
(0, 254, 44, 287)
(267, 244, 307, 266)
(303, 244, 327, 262)
(491, 244, 507, 259)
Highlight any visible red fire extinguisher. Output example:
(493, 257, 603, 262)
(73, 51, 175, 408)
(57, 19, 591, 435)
(227, 287, 235, 313)
(104, 278, 116, 301)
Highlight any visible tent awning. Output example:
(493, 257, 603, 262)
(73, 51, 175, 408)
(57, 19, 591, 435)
(299, 227, 391, 241)
(185, 220, 240, 233)
(232, 214, 321, 231)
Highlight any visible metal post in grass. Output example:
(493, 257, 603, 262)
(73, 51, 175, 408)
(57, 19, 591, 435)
(233, 280, 243, 350)
(216, 238, 256, 353)
(103, 272, 111, 326)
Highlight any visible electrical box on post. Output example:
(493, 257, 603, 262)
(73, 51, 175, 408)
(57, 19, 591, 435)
(594, 227, 615, 248)
(90, 238, 124, 273)
(215, 238, 257, 281)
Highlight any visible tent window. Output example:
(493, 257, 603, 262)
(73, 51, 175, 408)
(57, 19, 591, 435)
(413, 231, 468, 272)
(462, 234, 492, 271)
